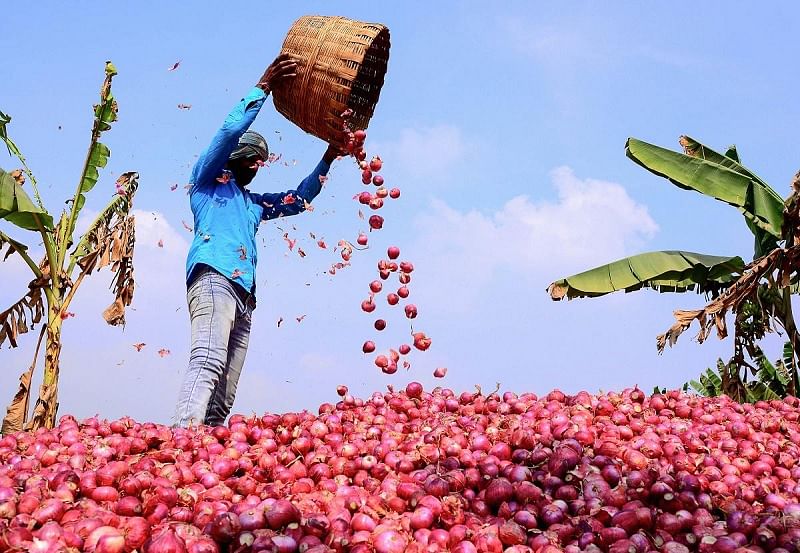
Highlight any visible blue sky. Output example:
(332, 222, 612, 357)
(2, 3, 799, 423)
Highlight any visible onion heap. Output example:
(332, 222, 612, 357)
(3, 385, 800, 552)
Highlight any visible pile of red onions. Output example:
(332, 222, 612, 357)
(3, 385, 800, 552)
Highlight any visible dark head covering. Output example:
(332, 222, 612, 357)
(229, 131, 269, 161)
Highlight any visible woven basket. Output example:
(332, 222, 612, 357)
(273, 15, 390, 145)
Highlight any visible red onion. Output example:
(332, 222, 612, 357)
(238, 507, 266, 531)
(410, 506, 434, 529)
(268, 534, 298, 553)
(119, 517, 150, 551)
(405, 382, 423, 399)
(143, 526, 187, 553)
(31, 498, 66, 525)
(265, 499, 301, 530)
(424, 476, 449, 497)
(303, 546, 333, 553)
(90, 485, 120, 503)
(485, 478, 513, 508)
(85, 525, 125, 553)
(373, 529, 408, 553)
(185, 537, 219, 553)
(351, 513, 376, 532)
(452, 541, 478, 553)
(547, 447, 580, 478)
(207, 512, 240, 544)
(113, 495, 143, 517)
(498, 520, 526, 545)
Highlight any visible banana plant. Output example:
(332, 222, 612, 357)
(0, 62, 138, 433)
(547, 135, 800, 397)
(690, 342, 795, 402)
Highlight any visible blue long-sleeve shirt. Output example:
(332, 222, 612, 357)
(185, 87, 330, 295)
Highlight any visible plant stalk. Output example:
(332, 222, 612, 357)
(779, 287, 800, 396)
(27, 294, 63, 430)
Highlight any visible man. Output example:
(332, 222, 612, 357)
(173, 54, 342, 427)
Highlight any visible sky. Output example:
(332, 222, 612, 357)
(2, 3, 799, 424)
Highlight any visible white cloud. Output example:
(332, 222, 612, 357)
(132, 209, 190, 256)
(410, 166, 658, 313)
(70, 209, 190, 318)
(372, 125, 468, 180)
(76, 208, 189, 256)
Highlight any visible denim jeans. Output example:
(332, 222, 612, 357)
(173, 267, 254, 427)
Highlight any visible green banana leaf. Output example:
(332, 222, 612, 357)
(678, 136, 776, 191)
(0, 111, 16, 156)
(626, 137, 784, 256)
(1, 111, 31, 175)
(0, 168, 53, 231)
(679, 136, 782, 257)
(746, 381, 781, 402)
(2, 110, 43, 211)
(690, 365, 723, 396)
(783, 340, 796, 375)
(70, 62, 117, 220)
(74, 143, 111, 214)
(724, 145, 740, 163)
(0, 229, 29, 261)
(548, 250, 744, 300)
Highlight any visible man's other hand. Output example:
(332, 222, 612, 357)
(323, 143, 347, 165)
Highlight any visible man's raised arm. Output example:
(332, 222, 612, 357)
(191, 54, 298, 191)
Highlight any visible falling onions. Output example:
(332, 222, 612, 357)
(5, 388, 800, 552)
(339, 114, 435, 378)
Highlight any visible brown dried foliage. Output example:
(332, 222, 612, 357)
(658, 171, 800, 354)
(78, 214, 136, 326)
(0, 278, 45, 348)
(1, 327, 44, 435)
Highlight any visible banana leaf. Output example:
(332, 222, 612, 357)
(548, 250, 744, 300)
(746, 381, 781, 402)
(626, 137, 783, 256)
(701, 368, 722, 393)
(755, 352, 789, 389)
(783, 340, 796, 374)
(65, 61, 117, 234)
(681, 136, 783, 257)
(0, 229, 29, 261)
(690, 364, 723, 396)
(73, 143, 110, 214)
(0, 168, 53, 231)
(0, 111, 17, 157)
(1, 110, 44, 211)
(678, 136, 775, 190)
(724, 145, 740, 163)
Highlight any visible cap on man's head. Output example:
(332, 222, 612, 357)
(229, 131, 269, 161)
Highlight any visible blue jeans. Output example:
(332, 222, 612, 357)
(173, 267, 254, 427)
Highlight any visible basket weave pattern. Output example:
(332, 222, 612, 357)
(273, 16, 390, 145)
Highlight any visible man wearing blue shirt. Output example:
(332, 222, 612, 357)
(173, 54, 341, 427)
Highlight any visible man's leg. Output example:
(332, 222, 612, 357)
(204, 300, 252, 426)
(173, 270, 238, 428)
